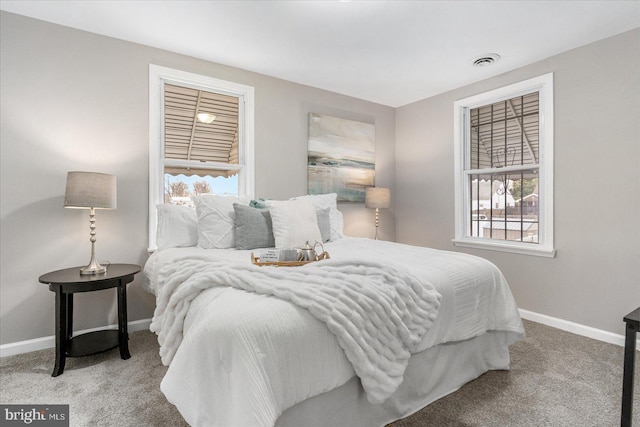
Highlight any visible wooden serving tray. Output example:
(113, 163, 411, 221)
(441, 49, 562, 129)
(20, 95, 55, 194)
(251, 252, 330, 267)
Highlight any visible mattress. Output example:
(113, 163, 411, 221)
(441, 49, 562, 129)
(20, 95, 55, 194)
(145, 237, 525, 426)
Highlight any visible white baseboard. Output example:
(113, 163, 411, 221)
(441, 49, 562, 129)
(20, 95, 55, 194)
(519, 309, 640, 349)
(2, 312, 638, 358)
(0, 318, 152, 358)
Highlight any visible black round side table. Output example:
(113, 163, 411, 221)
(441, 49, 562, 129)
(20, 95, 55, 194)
(39, 263, 141, 377)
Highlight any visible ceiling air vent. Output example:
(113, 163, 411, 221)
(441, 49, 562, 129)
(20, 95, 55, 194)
(471, 53, 501, 67)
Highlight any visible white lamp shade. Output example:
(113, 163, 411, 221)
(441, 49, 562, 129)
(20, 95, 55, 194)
(365, 187, 390, 209)
(64, 171, 117, 209)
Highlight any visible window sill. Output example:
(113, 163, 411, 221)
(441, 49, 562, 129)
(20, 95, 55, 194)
(452, 238, 556, 258)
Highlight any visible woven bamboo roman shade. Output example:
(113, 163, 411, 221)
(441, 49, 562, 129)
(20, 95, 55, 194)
(470, 92, 539, 170)
(164, 83, 239, 177)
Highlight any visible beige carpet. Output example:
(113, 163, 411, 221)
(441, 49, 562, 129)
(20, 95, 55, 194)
(1, 320, 638, 426)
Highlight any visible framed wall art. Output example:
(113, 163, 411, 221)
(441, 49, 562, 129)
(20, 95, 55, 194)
(307, 113, 375, 202)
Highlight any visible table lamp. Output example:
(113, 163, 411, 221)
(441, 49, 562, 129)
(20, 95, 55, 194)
(64, 171, 117, 274)
(365, 187, 390, 240)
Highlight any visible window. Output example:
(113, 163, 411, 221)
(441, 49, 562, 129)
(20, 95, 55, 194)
(149, 65, 255, 250)
(453, 74, 555, 257)
(163, 83, 242, 205)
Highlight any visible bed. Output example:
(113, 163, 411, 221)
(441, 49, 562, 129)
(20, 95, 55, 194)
(144, 194, 525, 427)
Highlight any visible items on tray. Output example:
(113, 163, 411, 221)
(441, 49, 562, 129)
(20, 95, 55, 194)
(252, 241, 330, 266)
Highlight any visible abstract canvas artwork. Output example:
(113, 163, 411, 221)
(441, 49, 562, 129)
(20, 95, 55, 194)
(307, 113, 375, 202)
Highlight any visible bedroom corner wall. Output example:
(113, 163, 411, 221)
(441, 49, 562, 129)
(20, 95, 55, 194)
(395, 28, 640, 337)
(0, 12, 395, 346)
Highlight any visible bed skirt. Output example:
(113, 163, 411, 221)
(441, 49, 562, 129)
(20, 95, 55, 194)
(276, 330, 516, 427)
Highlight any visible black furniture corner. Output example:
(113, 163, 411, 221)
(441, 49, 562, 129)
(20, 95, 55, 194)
(622, 307, 639, 427)
(39, 263, 141, 377)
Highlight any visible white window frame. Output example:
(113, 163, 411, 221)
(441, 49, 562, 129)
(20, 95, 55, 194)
(453, 73, 555, 257)
(148, 65, 255, 251)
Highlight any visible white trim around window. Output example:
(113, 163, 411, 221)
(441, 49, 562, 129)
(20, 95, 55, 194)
(453, 73, 555, 257)
(148, 64, 255, 251)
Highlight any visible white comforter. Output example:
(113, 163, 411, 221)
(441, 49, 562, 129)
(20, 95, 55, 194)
(145, 238, 525, 427)
(150, 258, 442, 404)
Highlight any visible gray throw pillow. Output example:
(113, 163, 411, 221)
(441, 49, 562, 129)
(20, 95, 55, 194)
(316, 207, 331, 243)
(234, 203, 275, 250)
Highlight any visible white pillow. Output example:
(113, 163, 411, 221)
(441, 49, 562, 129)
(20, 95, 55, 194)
(156, 204, 198, 250)
(194, 195, 251, 249)
(290, 193, 344, 241)
(267, 199, 322, 249)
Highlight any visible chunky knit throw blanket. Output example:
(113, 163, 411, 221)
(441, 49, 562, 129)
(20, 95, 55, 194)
(150, 257, 441, 403)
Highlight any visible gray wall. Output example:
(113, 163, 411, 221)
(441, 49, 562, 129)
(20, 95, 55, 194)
(396, 29, 640, 336)
(0, 12, 396, 345)
(2, 11, 636, 346)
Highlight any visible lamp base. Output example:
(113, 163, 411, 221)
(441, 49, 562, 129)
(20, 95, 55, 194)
(80, 265, 106, 275)
(80, 260, 107, 275)
(80, 234, 106, 275)
(80, 207, 107, 275)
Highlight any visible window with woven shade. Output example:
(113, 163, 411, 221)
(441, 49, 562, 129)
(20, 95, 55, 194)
(163, 83, 242, 205)
(149, 65, 254, 250)
(453, 73, 555, 257)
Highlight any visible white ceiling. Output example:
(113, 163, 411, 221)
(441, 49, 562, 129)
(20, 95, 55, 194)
(2, 1, 639, 107)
